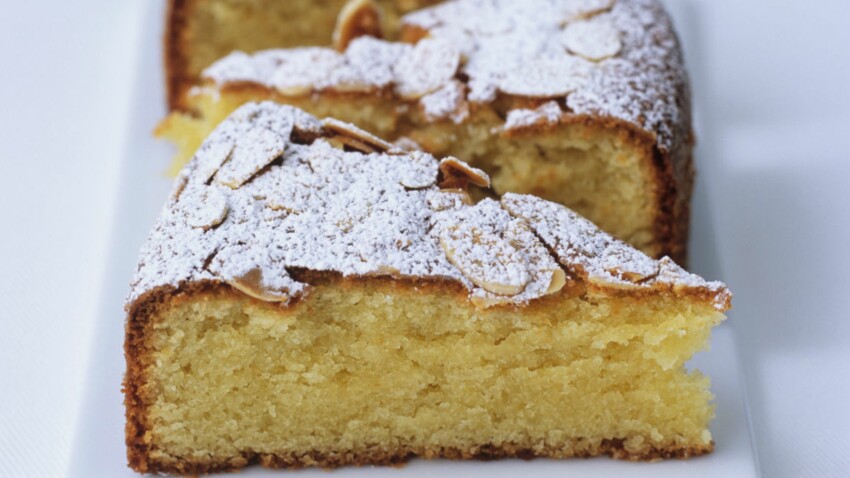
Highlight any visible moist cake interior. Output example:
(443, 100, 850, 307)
(133, 279, 721, 471)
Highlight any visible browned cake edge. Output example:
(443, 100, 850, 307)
(164, 0, 193, 112)
(125, 273, 718, 475)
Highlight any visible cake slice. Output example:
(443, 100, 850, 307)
(165, 0, 443, 111)
(158, 0, 694, 263)
(126, 102, 730, 474)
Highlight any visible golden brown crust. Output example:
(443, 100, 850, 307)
(139, 441, 713, 475)
(164, 0, 192, 111)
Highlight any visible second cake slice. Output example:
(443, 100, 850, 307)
(158, 0, 694, 262)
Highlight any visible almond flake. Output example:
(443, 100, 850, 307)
(560, 0, 616, 24)
(562, 16, 622, 61)
(499, 57, 591, 97)
(438, 157, 490, 189)
(436, 199, 530, 296)
(399, 150, 437, 189)
(321, 117, 393, 152)
(394, 38, 460, 100)
(215, 126, 287, 189)
(225, 267, 292, 302)
(332, 0, 384, 52)
(271, 48, 345, 96)
(181, 186, 229, 230)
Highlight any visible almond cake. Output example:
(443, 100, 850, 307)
(125, 102, 730, 474)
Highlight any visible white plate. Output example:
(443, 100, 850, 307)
(68, 1, 759, 476)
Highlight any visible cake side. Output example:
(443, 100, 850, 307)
(126, 278, 720, 475)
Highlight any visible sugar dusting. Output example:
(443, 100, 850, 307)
(203, 0, 688, 152)
(130, 102, 728, 311)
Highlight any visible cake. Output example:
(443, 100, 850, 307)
(165, 0, 443, 111)
(126, 102, 730, 474)
(158, 0, 695, 263)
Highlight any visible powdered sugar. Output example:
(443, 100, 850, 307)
(503, 101, 563, 131)
(130, 102, 727, 310)
(202, 0, 686, 152)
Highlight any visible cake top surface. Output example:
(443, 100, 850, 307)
(201, 0, 688, 152)
(130, 102, 727, 310)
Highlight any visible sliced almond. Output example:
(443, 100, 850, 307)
(561, 16, 622, 61)
(399, 150, 437, 189)
(560, 0, 616, 25)
(195, 140, 234, 184)
(181, 186, 229, 230)
(265, 181, 311, 214)
(328, 134, 377, 153)
(332, 0, 384, 52)
(546, 268, 567, 295)
(420, 80, 469, 123)
(499, 57, 591, 98)
(437, 204, 530, 296)
(390, 136, 422, 153)
(215, 126, 287, 189)
(438, 157, 490, 189)
(393, 38, 461, 100)
(503, 101, 563, 133)
(225, 267, 291, 302)
(440, 230, 529, 295)
(321, 117, 393, 152)
(270, 48, 345, 97)
(502, 219, 567, 297)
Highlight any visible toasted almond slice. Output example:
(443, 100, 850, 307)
(181, 186, 229, 230)
(438, 210, 530, 295)
(328, 134, 377, 153)
(266, 181, 311, 214)
(561, 16, 622, 61)
(499, 57, 591, 98)
(196, 140, 234, 184)
(215, 126, 287, 189)
(546, 268, 567, 295)
(440, 232, 528, 295)
(394, 38, 461, 100)
(398, 150, 437, 189)
(332, 0, 383, 52)
(503, 101, 563, 133)
(270, 48, 345, 97)
(420, 80, 469, 123)
(321, 117, 393, 152)
(390, 136, 422, 153)
(560, 0, 616, 25)
(225, 267, 291, 302)
(438, 157, 490, 189)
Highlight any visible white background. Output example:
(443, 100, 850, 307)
(0, 0, 848, 476)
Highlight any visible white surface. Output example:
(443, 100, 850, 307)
(67, 1, 757, 476)
(0, 1, 145, 477)
(0, 0, 848, 477)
